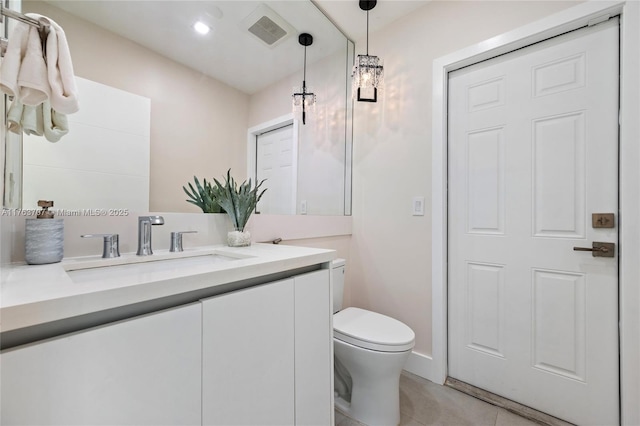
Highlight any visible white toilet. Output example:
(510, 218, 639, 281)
(331, 259, 415, 426)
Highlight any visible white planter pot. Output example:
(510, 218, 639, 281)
(227, 230, 251, 247)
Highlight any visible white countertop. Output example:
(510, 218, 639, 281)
(1, 244, 335, 333)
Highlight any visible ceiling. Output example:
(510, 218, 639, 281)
(313, 0, 430, 42)
(43, 1, 429, 95)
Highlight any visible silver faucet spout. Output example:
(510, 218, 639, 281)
(137, 215, 164, 256)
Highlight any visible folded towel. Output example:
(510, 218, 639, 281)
(6, 98, 68, 142)
(23, 104, 44, 136)
(17, 24, 50, 106)
(43, 100, 69, 142)
(0, 13, 79, 114)
(7, 98, 45, 136)
(0, 20, 31, 98)
(7, 99, 24, 134)
(29, 14, 79, 114)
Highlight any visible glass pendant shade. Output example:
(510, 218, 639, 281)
(292, 86, 316, 124)
(353, 0, 383, 103)
(353, 54, 383, 102)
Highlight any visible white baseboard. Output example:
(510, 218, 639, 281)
(403, 351, 441, 384)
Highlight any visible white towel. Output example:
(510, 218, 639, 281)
(22, 104, 44, 136)
(0, 20, 31, 98)
(7, 99, 45, 136)
(7, 99, 24, 134)
(29, 14, 79, 114)
(6, 98, 69, 142)
(43, 100, 69, 142)
(17, 24, 50, 106)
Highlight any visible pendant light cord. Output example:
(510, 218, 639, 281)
(366, 10, 369, 56)
(303, 45, 307, 91)
(302, 44, 307, 124)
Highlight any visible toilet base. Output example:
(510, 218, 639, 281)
(334, 387, 401, 426)
(334, 339, 411, 426)
(334, 395, 350, 415)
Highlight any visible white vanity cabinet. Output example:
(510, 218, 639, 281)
(1, 263, 333, 426)
(201, 269, 332, 426)
(0, 303, 202, 426)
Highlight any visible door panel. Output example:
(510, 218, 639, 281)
(256, 124, 296, 214)
(448, 18, 619, 425)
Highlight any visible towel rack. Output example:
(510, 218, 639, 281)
(0, 5, 49, 57)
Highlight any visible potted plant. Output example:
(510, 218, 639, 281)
(211, 169, 266, 247)
(183, 176, 224, 213)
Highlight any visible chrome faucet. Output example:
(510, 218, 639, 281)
(137, 215, 164, 256)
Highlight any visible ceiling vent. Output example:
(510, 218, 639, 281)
(242, 4, 294, 48)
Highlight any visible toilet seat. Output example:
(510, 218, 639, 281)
(333, 307, 415, 352)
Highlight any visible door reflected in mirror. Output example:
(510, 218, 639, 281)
(255, 123, 296, 215)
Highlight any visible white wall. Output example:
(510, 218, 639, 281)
(348, 0, 581, 357)
(22, 78, 150, 211)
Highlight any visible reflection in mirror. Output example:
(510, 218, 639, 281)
(3, 0, 353, 215)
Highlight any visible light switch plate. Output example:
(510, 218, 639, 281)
(412, 196, 425, 216)
(300, 200, 307, 215)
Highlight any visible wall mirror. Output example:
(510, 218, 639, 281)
(2, 0, 353, 215)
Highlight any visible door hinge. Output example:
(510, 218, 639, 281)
(588, 14, 611, 27)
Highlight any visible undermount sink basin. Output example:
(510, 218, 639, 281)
(62, 248, 251, 272)
(65, 253, 242, 284)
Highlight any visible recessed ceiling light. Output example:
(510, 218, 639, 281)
(193, 21, 211, 35)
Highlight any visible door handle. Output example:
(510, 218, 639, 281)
(573, 242, 615, 258)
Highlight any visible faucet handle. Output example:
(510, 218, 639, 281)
(170, 231, 197, 252)
(81, 234, 120, 258)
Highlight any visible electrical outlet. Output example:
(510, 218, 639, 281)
(412, 196, 425, 216)
(300, 200, 307, 215)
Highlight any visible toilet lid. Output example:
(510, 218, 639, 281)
(333, 307, 415, 352)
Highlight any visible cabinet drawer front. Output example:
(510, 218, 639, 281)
(295, 269, 332, 426)
(1, 303, 202, 425)
(202, 279, 295, 425)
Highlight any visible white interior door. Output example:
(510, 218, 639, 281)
(448, 18, 619, 425)
(256, 124, 296, 214)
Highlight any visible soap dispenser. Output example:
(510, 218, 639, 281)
(25, 200, 64, 265)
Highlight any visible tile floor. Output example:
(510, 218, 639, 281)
(335, 371, 543, 426)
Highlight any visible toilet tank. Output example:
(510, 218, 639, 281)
(332, 259, 346, 313)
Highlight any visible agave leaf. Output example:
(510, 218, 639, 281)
(212, 175, 237, 226)
(183, 182, 204, 211)
(182, 176, 223, 213)
(210, 169, 267, 232)
(183, 182, 198, 200)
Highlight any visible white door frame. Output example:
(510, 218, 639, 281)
(431, 1, 640, 424)
(247, 114, 299, 214)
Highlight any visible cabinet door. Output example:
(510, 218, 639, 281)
(294, 269, 332, 425)
(1, 303, 202, 425)
(202, 279, 295, 426)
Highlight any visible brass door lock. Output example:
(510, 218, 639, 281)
(592, 213, 615, 228)
(573, 242, 615, 258)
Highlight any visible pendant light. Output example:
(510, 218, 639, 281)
(353, 0, 383, 103)
(292, 33, 316, 125)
